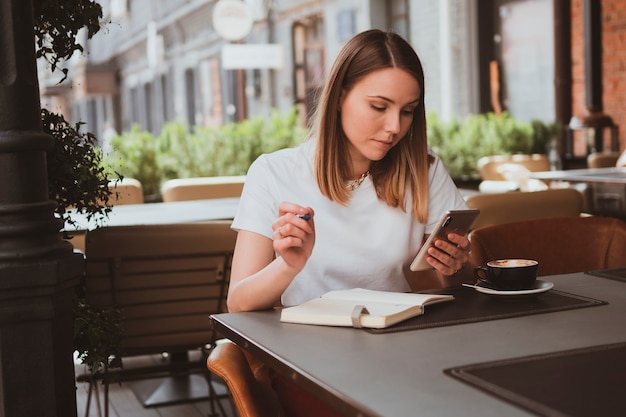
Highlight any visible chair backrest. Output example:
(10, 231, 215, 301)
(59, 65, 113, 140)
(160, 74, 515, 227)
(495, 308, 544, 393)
(207, 342, 345, 417)
(84, 221, 237, 356)
(108, 177, 144, 205)
(466, 188, 584, 230)
(587, 151, 621, 168)
(470, 216, 626, 276)
(477, 154, 550, 181)
(207, 342, 283, 417)
(161, 176, 245, 202)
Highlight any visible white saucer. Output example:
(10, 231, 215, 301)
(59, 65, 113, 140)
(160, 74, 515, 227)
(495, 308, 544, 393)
(473, 279, 554, 297)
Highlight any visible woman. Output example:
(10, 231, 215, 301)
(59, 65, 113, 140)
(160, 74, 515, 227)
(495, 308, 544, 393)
(227, 29, 473, 312)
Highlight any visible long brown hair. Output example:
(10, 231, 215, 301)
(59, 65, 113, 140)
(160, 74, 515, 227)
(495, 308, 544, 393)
(310, 29, 432, 223)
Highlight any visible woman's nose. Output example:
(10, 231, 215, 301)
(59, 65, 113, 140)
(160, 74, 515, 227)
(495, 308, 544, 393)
(384, 112, 401, 134)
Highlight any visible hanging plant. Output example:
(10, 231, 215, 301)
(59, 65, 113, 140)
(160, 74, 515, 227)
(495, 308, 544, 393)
(73, 298, 123, 375)
(34, 0, 123, 384)
(33, 0, 104, 82)
(42, 108, 115, 229)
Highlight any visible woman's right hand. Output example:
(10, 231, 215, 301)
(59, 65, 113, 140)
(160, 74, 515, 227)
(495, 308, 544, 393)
(227, 202, 314, 312)
(272, 202, 315, 272)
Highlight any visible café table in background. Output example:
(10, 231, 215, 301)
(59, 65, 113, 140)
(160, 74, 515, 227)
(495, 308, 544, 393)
(210, 271, 626, 417)
(530, 167, 626, 184)
(64, 197, 240, 231)
(531, 167, 626, 219)
(62, 197, 240, 253)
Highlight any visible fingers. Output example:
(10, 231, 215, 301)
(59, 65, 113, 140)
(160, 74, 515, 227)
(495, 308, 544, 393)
(445, 232, 470, 250)
(272, 204, 316, 270)
(278, 202, 314, 219)
(427, 233, 471, 275)
(274, 222, 307, 241)
(273, 203, 314, 242)
(274, 223, 295, 241)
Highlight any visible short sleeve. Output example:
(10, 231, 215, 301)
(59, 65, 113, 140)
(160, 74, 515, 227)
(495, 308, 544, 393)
(231, 155, 279, 239)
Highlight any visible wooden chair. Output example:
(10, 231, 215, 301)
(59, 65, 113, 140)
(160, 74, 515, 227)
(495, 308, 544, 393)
(107, 177, 144, 205)
(466, 188, 584, 230)
(470, 216, 626, 276)
(161, 176, 245, 202)
(587, 151, 621, 168)
(207, 342, 345, 417)
(79, 220, 237, 417)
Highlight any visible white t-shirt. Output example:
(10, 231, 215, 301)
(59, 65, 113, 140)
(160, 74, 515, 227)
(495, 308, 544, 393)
(232, 140, 467, 306)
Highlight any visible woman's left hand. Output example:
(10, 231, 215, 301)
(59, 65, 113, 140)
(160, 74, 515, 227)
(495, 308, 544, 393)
(426, 232, 471, 277)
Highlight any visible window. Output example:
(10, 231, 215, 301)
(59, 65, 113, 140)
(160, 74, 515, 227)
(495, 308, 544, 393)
(387, 0, 409, 39)
(144, 82, 153, 133)
(185, 68, 196, 128)
(88, 99, 99, 139)
(478, 0, 556, 123)
(160, 73, 170, 124)
(497, 0, 555, 122)
(130, 86, 140, 128)
(292, 15, 325, 127)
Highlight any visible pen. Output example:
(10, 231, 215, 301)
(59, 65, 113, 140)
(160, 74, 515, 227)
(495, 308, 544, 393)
(296, 213, 311, 221)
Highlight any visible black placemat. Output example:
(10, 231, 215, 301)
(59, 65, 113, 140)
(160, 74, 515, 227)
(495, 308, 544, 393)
(366, 286, 606, 334)
(586, 267, 626, 283)
(444, 342, 626, 417)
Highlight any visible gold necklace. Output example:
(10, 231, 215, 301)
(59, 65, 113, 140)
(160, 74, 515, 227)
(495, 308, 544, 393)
(345, 171, 370, 191)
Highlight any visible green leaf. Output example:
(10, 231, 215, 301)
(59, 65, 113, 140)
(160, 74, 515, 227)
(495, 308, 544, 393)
(102, 107, 307, 199)
(427, 111, 559, 179)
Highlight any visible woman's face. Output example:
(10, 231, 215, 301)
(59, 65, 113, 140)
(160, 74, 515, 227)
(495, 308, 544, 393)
(340, 67, 421, 175)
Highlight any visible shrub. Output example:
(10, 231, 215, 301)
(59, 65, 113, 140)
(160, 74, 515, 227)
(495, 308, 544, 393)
(103, 108, 307, 198)
(104, 109, 558, 195)
(427, 112, 558, 179)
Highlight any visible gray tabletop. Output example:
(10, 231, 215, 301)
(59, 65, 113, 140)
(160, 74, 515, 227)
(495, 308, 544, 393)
(211, 272, 626, 417)
(63, 197, 240, 231)
(531, 167, 626, 184)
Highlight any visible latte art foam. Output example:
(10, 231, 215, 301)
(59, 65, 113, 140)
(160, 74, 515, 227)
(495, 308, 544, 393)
(488, 259, 538, 268)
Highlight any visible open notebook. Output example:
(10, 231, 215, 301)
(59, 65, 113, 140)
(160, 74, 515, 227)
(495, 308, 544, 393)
(280, 288, 454, 329)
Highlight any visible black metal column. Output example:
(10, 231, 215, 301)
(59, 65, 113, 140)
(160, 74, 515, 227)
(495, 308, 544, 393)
(0, 0, 83, 416)
(583, 0, 602, 113)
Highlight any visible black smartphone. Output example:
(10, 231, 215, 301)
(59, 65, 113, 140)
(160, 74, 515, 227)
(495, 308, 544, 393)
(410, 209, 480, 271)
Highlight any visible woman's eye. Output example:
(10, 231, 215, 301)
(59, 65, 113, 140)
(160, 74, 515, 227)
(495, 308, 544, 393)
(371, 105, 386, 112)
(402, 109, 415, 115)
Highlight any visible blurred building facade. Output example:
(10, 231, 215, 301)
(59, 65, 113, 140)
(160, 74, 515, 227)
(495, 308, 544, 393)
(37, 0, 626, 158)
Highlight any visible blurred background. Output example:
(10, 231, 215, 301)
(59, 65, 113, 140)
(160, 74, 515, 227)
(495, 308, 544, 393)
(37, 0, 626, 179)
